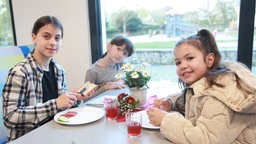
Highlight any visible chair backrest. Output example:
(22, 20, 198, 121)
(0, 45, 33, 142)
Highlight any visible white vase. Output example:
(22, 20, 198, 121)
(129, 86, 148, 108)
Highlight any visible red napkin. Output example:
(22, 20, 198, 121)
(115, 113, 125, 122)
(115, 95, 158, 122)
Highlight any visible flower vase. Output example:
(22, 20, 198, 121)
(129, 87, 147, 108)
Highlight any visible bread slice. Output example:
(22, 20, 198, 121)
(76, 81, 98, 96)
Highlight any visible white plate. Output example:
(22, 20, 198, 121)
(137, 110, 160, 129)
(86, 95, 117, 106)
(54, 107, 104, 125)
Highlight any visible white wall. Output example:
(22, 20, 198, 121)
(11, 0, 92, 90)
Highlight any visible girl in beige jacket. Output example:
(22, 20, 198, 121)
(147, 29, 256, 144)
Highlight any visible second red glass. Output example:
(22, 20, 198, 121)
(104, 98, 118, 120)
(125, 112, 142, 137)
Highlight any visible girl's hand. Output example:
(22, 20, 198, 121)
(154, 98, 172, 111)
(104, 81, 127, 90)
(147, 107, 168, 126)
(56, 92, 78, 110)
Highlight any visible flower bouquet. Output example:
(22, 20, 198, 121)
(117, 93, 139, 115)
(116, 63, 151, 89)
(116, 63, 151, 107)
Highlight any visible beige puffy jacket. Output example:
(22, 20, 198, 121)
(161, 62, 256, 144)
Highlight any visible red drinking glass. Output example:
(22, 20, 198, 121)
(104, 98, 118, 120)
(125, 112, 142, 137)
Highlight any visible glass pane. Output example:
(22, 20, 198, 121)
(252, 9, 256, 74)
(101, 0, 240, 82)
(0, 0, 14, 46)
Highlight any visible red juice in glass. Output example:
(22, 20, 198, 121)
(104, 98, 118, 120)
(105, 106, 118, 119)
(127, 121, 142, 136)
(126, 112, 142, 137)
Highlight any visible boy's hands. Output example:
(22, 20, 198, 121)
(56, 92, 78, 110)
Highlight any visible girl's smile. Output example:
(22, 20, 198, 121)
(181, 71, 192, 78)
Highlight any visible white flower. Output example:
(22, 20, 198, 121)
(137, 67, 142, 72)
(142, 71, 149, 77)
(131, 72, 139, 79)
(122, 63, 133, 72)
(115, 73, 123, 79)
(121, 63, 151, 88)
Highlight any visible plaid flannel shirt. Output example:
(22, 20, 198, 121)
(2, 53, 67, 141)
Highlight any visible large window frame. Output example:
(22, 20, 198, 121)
(88, 0, 255, 70)
(237, 0, 255, 69)
(88, 0, 103, 63)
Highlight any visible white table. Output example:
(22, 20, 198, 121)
(10, 88, 176, 144)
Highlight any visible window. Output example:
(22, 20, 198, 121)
(98, 0, 247, 82)
(0, 0, 14, 46)
(253, 9, 256, 73)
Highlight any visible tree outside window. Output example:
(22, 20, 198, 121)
(0, 0, 14, 46)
